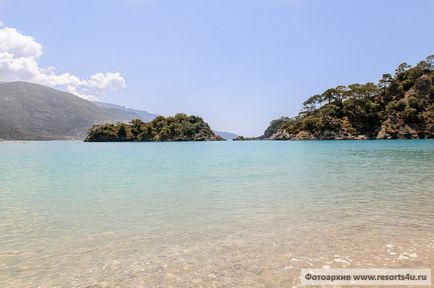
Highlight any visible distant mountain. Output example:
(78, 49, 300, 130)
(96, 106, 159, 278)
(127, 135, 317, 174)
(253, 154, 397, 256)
(213, 131, 238, 140)
(0, 81, 156, 140)
(0, 118, 24, 139)
(93, 102, 158, 122)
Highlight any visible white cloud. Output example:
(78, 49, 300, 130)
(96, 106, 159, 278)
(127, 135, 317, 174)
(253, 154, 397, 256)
(0, 24, 126, 100)
(88, 72, 126, 90)
(0, 27, 42, 59)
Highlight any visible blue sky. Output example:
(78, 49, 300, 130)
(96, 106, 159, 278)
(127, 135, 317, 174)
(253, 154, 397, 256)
(0, 0, 433, 135)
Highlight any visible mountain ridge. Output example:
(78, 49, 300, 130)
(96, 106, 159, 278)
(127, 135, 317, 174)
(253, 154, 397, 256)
(0, 81, 155, 140)
(93, 101, 158, 122)
(213, 131, 238, 140)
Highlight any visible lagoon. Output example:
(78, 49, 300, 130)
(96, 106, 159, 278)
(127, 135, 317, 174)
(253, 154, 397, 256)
(0, 140, 433, 287)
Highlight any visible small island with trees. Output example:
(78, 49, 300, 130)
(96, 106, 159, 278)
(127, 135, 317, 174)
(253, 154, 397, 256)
(85, 113, 224, 142)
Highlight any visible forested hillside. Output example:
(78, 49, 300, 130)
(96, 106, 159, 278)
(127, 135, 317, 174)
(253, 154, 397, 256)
(266, 55, 433, 140)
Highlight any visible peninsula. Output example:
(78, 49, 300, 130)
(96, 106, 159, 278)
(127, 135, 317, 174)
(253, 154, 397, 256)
(260, 55, 433, 140)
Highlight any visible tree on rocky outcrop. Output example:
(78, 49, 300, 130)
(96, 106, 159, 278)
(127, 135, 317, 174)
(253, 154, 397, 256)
(379, 73, 393, 92)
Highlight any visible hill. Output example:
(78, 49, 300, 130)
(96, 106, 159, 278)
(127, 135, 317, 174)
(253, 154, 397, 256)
(85, 114, 224, 142)
(213, 131, 238, 140)
(93, 102, 158, 122)
(265, 55, 434, 140)
(0, 82, 154, 140)
(0, 118, 25, 140)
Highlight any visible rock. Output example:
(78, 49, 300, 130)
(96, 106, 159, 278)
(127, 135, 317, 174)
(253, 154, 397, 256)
(269, 130, 291, 140)
(376, 114, 426, 139)
(314, 130, 340, 140)
(376, 129, 391, 139)
(233, 135, 263, 141)
(293, 131, 314, 140)
(356, 134, 369, 140)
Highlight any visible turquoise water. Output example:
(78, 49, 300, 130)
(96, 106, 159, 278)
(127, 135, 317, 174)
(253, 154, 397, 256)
(0, 140, 433, 287)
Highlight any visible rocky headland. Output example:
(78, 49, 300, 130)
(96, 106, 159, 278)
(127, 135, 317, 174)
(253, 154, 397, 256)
(261, 55, 433, 140)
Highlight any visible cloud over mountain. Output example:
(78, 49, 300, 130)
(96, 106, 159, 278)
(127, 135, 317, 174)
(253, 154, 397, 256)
(0, 24, 126, 100)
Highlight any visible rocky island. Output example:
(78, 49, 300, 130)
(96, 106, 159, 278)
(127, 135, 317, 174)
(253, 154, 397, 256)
(85, 113, 224, 142)
(258, 55, 434, 140)
(233, 136, 263, 141)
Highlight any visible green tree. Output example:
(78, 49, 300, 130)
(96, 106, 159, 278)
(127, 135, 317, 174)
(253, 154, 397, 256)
(334, 85, 348, 102)
(264, 117, 291, 138)
(426, 54, 434, 69)
(321, 88, 337, 104)
(395, 62, 411, 75)
(379, 73, 393, 92)
(360, 82, 379, 99)
(347, 84, 363, 99)
(302, 94, 321, 112)
(117, 124, 127, 141)
(130, 119, 144, 136)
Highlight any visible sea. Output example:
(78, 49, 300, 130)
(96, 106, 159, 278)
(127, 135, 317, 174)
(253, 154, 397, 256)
(0, 140, 433, 287)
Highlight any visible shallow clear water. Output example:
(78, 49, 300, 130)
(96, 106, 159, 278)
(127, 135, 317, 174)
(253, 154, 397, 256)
(0, 140, 433, 287)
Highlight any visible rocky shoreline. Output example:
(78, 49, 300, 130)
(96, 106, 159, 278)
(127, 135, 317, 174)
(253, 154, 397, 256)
(269, 123, 433, 140)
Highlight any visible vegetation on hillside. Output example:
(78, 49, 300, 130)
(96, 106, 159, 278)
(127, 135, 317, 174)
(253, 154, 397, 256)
(265, 55, 434, 140)
(263, 117, 291, 138)
(0, 81, 153, 140)
(85, 113, 224, 142)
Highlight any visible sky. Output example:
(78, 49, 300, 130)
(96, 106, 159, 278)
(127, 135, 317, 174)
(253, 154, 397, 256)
(0, 0, 433, 136)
